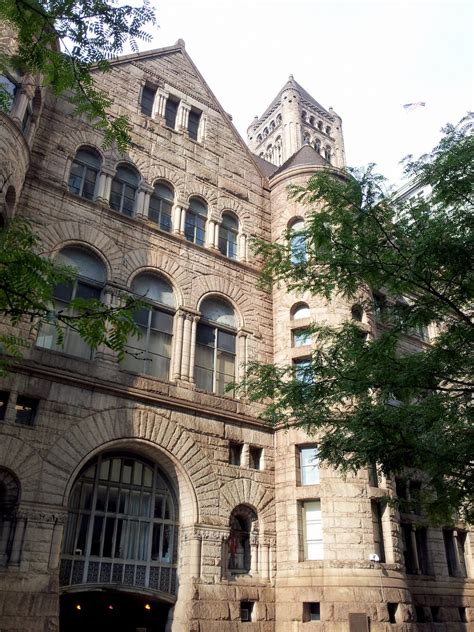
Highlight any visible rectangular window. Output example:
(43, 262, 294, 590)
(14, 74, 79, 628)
(387, 603, 398, 624)
(240, 601, 253, 622)
(188, 108, 201, 140)
(0, 391, 9, 421)
(443, 529, 467, 577)
(401, 523, 416, 574)
(303, 602, 320, 622)
(229, 442, 243, 466)
(371, 500, 385, 562)
(368, 463, 379, 487)
(293, 357, 312, 384)
(459, 607, 467, 623)
(140, 84, 156, 116)
(373, 292, 387, 322)
(415, 606, 426, 623)
(303, 500, 323, 560)
(15, 396, 38, 426)
(292, 328, 312, 347)
(431, 606, 440, 623)
(300, 446, 319, 485)
(249, 446, 263, 470)
(165, 96, 179, 129)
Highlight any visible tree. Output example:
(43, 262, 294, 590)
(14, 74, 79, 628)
(245, 115, 474, 524)
(0, 0, 156, 150)
(0, 219, 141, 373)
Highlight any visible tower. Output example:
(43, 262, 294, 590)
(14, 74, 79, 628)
(247, 75, 346, 168)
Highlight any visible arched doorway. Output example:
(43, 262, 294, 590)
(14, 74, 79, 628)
(59, 452, 178, 631)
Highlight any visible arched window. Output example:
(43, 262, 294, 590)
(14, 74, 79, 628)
(257, 134, 262, 143)
(326, 126, 331, 136)
(313, 139, 321, 154)
(291, 303, 311, 320)
(276, 114, 282, 125)
(309, 116, 315, 126)
(195, 297, 236, 395)
(37, 247, 106, 359)
(318, 121, 323, 131)
(68, 147, 101, 200)
(219, 212, 239, 259)
(275, 137, 282, 165)
(303, 132, 310, 144)
(123, 274, 176, 379)
(60, 453, 178, 595)
(0, 468, 20, 566)
(148, 182, 173, 232)
(185, 196, 207, 246)
(270, 120, 275, 130)
(289, 219, 307, 264)
(324, 146, 331, 163)
(228, 505, 258, 574)
(302, 110, 307, 121)
(110, 164, 139, 217)
(351, 304, 364, 322)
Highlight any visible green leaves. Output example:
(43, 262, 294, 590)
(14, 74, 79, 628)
(245, 115, 474, 524)
(0, 0, 156, 150)
(0, 219, 141, 370)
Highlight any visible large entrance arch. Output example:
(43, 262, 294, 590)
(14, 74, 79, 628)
(59, 452, 179, 631)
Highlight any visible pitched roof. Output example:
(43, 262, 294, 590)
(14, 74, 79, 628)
(252, 154, 279, 178)
(270, 144, 329, 178)
(252, 75, 333, 129)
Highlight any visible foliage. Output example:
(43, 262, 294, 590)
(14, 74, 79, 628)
(0, 219, 141, 372)
(245, 115, 474, 524)
(0, 0, 156, 150)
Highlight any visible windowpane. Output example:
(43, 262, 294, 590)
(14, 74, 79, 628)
(68, 148, 100, 200)
(165, 97, 179, 128)
(304, 500, 323, 560)
(188, 109, 201, 140)
(140, 85, 155, 116)
(217, 330, 236, 353)
(196, 324, 215, 347)
(300, 447, 319, 485)
(149, 183, 173, 232)
(293, 329, 311, 347)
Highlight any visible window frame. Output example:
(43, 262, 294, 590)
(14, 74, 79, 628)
(302, 500, 323, 561)
(299, 445, 319, 486)
(218, 212, 239, 260)
(68, 147, 102, 201)
(109, 164, 139, 217)
(184, 197, 207, 246)
(140, 84, 156, 117)
(148, 181, 174, 232)
(165, 96, 179, 129)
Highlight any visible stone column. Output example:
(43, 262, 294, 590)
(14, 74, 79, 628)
(171, 309, 186, 380)
(11, 89, 29, 126)
(190, 534, 202, 579)
(136, 182, 154, 220)
(95, 288, 119, 364)
(198, 114, 207, 143)
(188, 315, 199, 382)
(250, 534, 258, 576)
(96, 168, 114, 204)
(180, 313, 194, 381)
(259, 540, 270, 579)
(178, 103, 191, 131)
(153, 89, 168, 119)
(237, 330, 249, 383)
(205, 220, 218, 249)
(48, 515, 67, 570)
(8, 513, 27, 566)
(238, 232, 247, 261)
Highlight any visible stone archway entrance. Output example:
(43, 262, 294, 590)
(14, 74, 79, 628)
(60, 590, 172, 631)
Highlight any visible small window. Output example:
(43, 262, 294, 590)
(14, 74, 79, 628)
(229, 442, 243, 466)
(318, 121, 323, 131)
(15, 396, 38, 426)
(110, 165, 139, 217)
(0, 392, 9, 421)
(165, 96, 179, 129)
(188, 108, 201, 140)
(289, 219, 307, 265)
(293, 358, 312, 384)
(68, 147, 101, 200)
(324, 146, 331, 163)
(431, 606, 440, 623)
(292, 328, 311, 347)
(249, 447, 262, 470)
(300, 446, 319, 485)
(415, 606, 426, 623)
(371, 500, 385, 562)
(373, 292, 387, 322)
(140, 84, 156, 116)
(351, 304, 364, 322)
(387, 603, 398, 624)
(313, 139, 321, 153)
(148, 182, 173, 232)
(240, 601, 253, 622)
(292, 303, 311, 320)
(304, 602, 320, 622)
(219, 212, 239, 260)
(325, 126, 331, 135)
(303, 500, 323, 560)
(459, 607, 467, 623)
(0, 74, 18, 111)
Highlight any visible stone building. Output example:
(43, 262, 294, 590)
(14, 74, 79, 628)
(0, 34, 473, 632)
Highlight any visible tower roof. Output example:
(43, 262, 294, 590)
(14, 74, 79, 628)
(270, 143, 329, 178)
(250, 75, 334, 130)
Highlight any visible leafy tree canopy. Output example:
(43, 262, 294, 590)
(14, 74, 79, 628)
(0, 0, 156, 150)
(245, 115, 474, 524)
(0, 219, 141, 373)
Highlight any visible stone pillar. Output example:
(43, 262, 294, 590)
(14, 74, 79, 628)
(96, 168, 114, 204)
(153, 89, 168, 119)
(250, 534, 258, 576)
(136, 182, 154, 219)
(171, 309, 186, 380)
(9, 514, 27, 566)
(94, 288, 118, 364)
(180, 313, 193, 380)
(259, 540, 270, 579)
(48, 516, 66, 570)
(190, 534, 202, 579)
(237, 331, 248, 383)
(198, 114, 207, 143)
(178, 103, 191, 131)
(205, 219, 218, 249)
(11, 90, 29, 126)
(238, 232, 247, 261)
(188, 316, 199, 382)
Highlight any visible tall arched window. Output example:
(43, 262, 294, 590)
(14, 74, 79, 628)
(289, 219, 307, 265)
(37, 247, 106, 359)
(291, 303, 311, 320)
(185, 196, 207, 246)
(60, 453, 178, 595)
(228, 506, 258, 574)
(324, 146, 331, 163)
(0, 468, 20, 566)
(219, 212, 239, 259)
(148, 182, 173, 232)
(68, 147, 101, 200)
(123, 274, 176, 379)
(195, 297, 236, 395)
(110, 164, 139, 217)
(313, 139, 321, 154)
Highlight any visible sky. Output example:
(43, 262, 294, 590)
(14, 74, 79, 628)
(144, 0, 473, 185)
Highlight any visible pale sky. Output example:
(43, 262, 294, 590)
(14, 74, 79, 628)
(144, 0, 473, 184)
